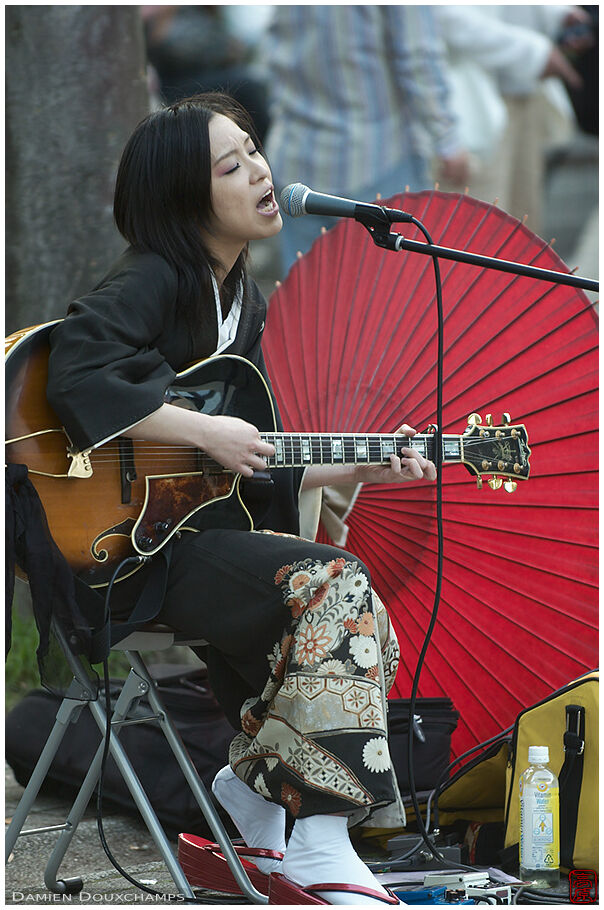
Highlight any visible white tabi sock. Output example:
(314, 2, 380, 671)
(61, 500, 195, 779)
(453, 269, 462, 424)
(211, 765, 286, 875)
(282, 814, 400, 904)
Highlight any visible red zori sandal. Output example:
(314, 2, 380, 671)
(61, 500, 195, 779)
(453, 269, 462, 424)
(177, 832, 283, 895)
(268, 872, 401, 905)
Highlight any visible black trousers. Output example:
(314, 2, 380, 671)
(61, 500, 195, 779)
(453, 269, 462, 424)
(158, 528, 354, 727)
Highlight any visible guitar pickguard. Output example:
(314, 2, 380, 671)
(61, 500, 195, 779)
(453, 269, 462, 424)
(133, 471, 244, 555)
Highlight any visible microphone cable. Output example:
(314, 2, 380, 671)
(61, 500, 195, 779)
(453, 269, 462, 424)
(365, 213, 482, 874)
(395, 216, 449, 863)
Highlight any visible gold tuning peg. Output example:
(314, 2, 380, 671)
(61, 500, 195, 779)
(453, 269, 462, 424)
(502, 413, 511, 425)
(476, 477, 483, 490)
(504, 480, 517, 493)
(468, 413, 482, 426)
(486, 414, 493, 426)
(488, 476, 503, 490)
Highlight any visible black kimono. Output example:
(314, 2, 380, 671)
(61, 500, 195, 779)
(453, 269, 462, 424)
(46, 248, 404, 826)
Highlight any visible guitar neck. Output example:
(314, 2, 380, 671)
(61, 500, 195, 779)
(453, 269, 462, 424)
(260, 432, 462, 469)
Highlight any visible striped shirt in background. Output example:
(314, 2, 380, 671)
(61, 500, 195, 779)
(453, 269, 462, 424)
(263, 5, 463, 199)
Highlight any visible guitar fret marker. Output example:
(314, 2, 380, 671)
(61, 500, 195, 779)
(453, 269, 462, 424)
(381, 440, 395, 458)
(275, 437, 285, 464)
(443, 437, 461, 459)
(355, 439, 368, 461)
(410, 439, 427, 457)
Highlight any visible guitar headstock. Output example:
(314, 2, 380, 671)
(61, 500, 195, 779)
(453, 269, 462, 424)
(461, 412, 531, 492)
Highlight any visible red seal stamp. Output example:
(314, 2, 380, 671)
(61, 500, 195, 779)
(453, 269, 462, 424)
(569, 870, 598, 903)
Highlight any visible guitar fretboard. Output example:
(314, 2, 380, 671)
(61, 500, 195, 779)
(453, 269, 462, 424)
(260, 433, 462, 468)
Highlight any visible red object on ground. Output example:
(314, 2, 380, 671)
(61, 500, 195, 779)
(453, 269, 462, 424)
(268, 872, 400, 904)
(177, 832, 281, 895)
(264, 190, 598, 758)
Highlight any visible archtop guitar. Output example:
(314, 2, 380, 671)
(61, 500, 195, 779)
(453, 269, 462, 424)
(6, 322, 531, 587)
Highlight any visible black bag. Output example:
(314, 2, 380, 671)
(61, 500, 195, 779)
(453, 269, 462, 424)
(5, 665, 237, 838)
(388, 697, 460, 793)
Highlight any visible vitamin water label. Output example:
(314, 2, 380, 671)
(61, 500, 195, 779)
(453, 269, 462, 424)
(520, 781, 560, 870)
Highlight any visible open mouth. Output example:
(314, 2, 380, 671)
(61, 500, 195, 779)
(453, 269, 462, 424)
(257, 189, 279, 214)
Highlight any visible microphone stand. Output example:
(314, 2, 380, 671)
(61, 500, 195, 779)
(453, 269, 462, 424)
(357, 209, 599, 292)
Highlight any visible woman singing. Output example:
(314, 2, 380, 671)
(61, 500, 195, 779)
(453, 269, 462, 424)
(46, 93, 436, 904)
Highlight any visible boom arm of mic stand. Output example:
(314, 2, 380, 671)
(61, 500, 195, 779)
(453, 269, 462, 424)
(362, 223, 599, 293)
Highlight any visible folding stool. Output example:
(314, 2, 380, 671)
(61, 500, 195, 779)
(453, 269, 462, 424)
(5, 619, 268, 903)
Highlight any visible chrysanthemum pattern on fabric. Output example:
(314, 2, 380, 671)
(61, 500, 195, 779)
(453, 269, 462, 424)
(229, 550, 402, 819)
(362, 737, 391, 773)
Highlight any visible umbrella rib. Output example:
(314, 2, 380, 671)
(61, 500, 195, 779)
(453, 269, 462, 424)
(327, 222, 379, 426)
(403, 346, 598, 434)
(353, 511, 598, 620)
(347, 210, 558, 428)
(381, 317, 597, 432)
(336, 244, 433, 429)
(431, 578, 596, 684)
(368, 279, 597, 431)
(357, 492, 599, 544)
(384, 573, 588, 715)
(359, 504, 598, 553)
(386, 592, 552, 743)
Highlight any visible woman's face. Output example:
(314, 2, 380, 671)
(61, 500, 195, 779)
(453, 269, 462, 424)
(203, 113, 282, 274)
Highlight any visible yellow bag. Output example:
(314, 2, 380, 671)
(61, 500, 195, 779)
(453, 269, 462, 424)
(504, 671, 598, 872)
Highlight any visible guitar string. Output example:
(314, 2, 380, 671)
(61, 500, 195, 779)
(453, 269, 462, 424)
(18, 435, 527, 473)
(19, 435, 525, 461)
(85, 435, 520, 451)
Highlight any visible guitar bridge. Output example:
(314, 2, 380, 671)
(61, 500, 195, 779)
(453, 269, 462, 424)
(67, 447, 92, 478)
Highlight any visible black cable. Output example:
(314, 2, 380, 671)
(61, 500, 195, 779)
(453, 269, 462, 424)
(434, 724, 516, 788)
(365, 215, 504, 877)
(94, 556, 222, 903)
(511, 883, 571, 904)
(428, 723, 515, 835)
(95, 556, 169, 898)
(398, 217, 448, 861)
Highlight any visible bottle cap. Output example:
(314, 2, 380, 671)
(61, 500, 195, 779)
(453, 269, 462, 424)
(528, 746, 549, 764)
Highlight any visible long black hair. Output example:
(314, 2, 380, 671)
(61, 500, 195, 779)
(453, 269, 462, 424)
(113, 92, 261, 333)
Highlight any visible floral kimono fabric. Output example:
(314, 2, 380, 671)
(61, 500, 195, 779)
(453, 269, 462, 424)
(159, 527, 404, 825)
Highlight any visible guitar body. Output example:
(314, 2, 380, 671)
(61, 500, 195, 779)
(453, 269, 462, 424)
(6, 323, 277, 587)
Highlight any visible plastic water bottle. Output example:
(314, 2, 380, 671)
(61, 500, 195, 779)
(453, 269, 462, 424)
(519, 745, 560, 888)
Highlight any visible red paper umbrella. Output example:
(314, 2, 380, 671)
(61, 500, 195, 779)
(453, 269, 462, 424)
(263, 190, 598, 758)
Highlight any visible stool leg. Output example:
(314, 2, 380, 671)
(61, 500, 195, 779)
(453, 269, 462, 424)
(42, 729, 112, 893)
(126, 651, 269, 904)
(43, 671, 196, 900)
(5, 686, 90, 860)
(90, 672, 196, 899)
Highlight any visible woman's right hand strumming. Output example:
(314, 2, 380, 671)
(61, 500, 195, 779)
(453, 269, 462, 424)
(123, 403, 275, 478)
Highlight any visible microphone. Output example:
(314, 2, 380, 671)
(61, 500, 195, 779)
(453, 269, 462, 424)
(279, 183, 414, 224)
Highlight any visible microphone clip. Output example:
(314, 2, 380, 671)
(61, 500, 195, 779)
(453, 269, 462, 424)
(355, 207, 399, 251)
(354, 204, 413, 251)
